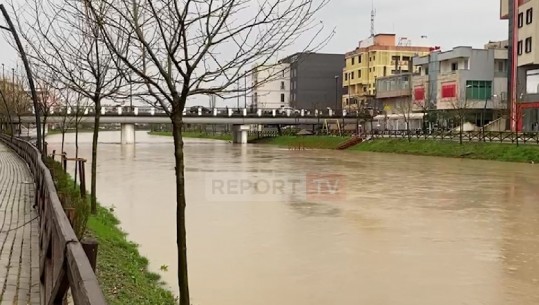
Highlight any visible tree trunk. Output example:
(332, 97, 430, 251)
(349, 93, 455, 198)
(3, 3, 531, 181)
(75, 113, 79, 188)
(171, 113, 190, 305)
(42, 114, 48, 149)
(459, 116, 463, 145)
(90, 102, 101, 214)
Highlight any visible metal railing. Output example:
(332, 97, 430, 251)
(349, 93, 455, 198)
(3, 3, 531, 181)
(19, 106, 370, 119)
(0, 134, 107, 305)
(369, 130, 539, 144)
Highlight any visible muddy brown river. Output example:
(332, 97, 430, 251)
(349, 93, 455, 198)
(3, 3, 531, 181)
(46, 131, 539, 305)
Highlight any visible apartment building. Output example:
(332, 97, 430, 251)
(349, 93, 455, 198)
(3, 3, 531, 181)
(412, 45, 508, 129)
(252, 53, 345, 110)
(342, 34, 431, 110)
(251, 63, 291, 110)
(280, 52, 345, 110)
(501, 0, 539, 131)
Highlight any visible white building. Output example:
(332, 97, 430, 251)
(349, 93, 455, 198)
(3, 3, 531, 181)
(251, 63, 290, 110)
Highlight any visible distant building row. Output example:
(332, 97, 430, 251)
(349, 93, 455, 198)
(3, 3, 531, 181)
(252, 1, 539, 132)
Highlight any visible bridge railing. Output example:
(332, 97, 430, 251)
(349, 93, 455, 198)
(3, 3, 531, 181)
(0, 134, 107, 305)
(20, 105, 370, 119)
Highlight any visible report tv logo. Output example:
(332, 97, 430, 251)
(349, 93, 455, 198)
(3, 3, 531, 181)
(306, 173, 346, 201)
(204, 172, 346, 202)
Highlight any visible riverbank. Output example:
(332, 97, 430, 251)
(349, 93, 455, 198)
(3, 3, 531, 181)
(149, 130, 232, 141)
(149, 131, 539, 163)
(249, 135, 349, 149)
(45, 159, 176, 305)
(351, 139, 539, 163)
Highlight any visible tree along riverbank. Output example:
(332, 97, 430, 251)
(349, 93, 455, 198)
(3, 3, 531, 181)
(45, 158, 177, 305)
(149, 131, 539, 163)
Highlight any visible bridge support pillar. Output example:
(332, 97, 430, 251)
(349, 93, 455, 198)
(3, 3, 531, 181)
(121, 123, 136, 144)
(232, 125, 249, 144)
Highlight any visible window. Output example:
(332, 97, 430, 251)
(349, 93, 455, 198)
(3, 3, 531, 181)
(526, 69, 539, 94)
(465, 80, 492, 100)
(280, 81, 285, 90)
(280, 93, 285, 103)
(383, 66, 387, 76)
(451, 62, 458, 71)
(363, 87, 367, 92)
(282, 70, 285, 77)
(351, 72, 355, 79)
(358, 70, 362, 78)
(425, 67, 429, 75)
(525, 37, 532, 53)
(497, 60, 505, 72)
(518, 40, 523, 55)
(519, 12, 524, 28)
(441, 83, 457, 98)
(351, 57, 355, 65)
(344, 73, 348, 81)
(358, 55, 362, 63)
(414, 87, 425, 101)
(527, 8, 533, 24)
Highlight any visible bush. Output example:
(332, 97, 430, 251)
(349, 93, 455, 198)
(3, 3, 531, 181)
(44, 157, 90, 239)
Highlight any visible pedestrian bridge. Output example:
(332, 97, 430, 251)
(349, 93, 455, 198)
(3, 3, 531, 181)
(15, 106, 366, 144)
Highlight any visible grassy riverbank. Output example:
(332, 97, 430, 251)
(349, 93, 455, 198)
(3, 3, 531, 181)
(150, 130, 539, 163)
(149, 130, 232, 141)
(45, 159, 176, 305)
(352, 139, 539, 163)
(249, 135, 349, 149)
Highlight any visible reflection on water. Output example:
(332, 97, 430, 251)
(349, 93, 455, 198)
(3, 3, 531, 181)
(46, 131, 539, 305)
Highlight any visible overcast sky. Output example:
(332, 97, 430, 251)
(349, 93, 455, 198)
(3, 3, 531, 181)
(0, 0, 508, 106)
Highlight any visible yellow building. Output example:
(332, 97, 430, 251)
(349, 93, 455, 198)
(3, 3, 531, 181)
(343, 34, 431, 109)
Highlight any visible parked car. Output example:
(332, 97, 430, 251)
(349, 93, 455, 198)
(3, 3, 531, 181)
(188, 106, 211, 114)
(279, 107, 300, 115)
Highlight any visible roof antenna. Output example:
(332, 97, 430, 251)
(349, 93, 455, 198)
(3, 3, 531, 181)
(370, 0, 376, 37)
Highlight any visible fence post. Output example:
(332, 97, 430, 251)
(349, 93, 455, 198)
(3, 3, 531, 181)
(81, 238, 98, 272)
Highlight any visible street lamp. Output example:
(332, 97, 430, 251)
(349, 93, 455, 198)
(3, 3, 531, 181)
(334, 75, 339, 111)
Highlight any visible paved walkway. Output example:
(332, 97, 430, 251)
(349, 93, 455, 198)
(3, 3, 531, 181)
(0, 142, 40, 305)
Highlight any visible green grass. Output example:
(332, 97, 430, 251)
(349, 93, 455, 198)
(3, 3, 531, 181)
(249, 135, 350, 149)
(45, 158, 177, 305)
(149, 130, 232, 141)
(87, 206, 177, 305)
(351, 139, 539, 163)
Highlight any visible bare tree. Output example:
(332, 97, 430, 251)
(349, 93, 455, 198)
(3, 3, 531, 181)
(449, 96, 472, 145)
(15, 0, 128, 213)
(394, 97, 416, 141)
(85, 0, 330, 303)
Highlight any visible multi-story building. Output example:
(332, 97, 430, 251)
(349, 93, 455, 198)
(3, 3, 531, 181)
(374, 73, 424, 130)
(501, 0, 539, 131)
(279, 52, 344, 110)
(342, 34, 431, 110)
(251, 53, 344, 110)
(251, 63, 291, 110)
(412, 45, 508, 129)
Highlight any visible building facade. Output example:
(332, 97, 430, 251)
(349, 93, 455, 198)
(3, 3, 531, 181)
(412, 45, 508, 129)
(501, 0, 539, 131)
(342, 34, 431, 110)
(280, 52, 345, 110)
(251, 63, 291, 110)
(374, 73, 424, 130)
(251, 53, 345, 111)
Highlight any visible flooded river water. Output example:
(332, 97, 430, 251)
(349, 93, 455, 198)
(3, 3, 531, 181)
(45, 131, 539, 305)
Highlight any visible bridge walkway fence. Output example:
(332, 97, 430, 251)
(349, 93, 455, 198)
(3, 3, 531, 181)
(0, 134, 107, 305)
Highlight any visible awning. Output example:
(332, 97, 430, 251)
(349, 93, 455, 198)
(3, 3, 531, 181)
(373, 113, 426, 120)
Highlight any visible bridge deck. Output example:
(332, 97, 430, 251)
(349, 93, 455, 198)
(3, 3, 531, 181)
(0, 142, 40, 305)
